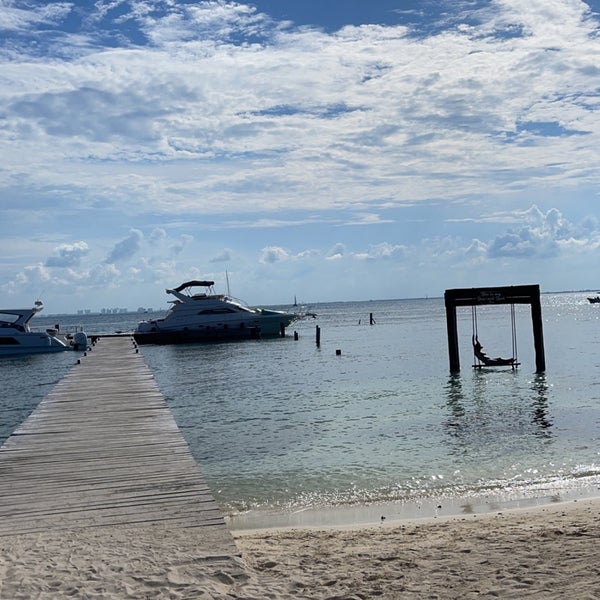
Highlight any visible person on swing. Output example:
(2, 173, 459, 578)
(472, 335, 515, 366)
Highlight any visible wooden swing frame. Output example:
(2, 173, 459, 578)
(444, 285, 545, 373)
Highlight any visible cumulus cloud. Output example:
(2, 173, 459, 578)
(88, 262, 121, 287)
(45, 241, 90, 267)
(18, 263, 52, 285)
(488, 229, 554, 259)
(487, 205, 596, 259)
(464, 238, 487, 262)
(1, 262, 56, 297)
(259, 246, 290, 264)
(170, 234, 193, 257)
(209, 249, 232, 263)
(105, 229, 143, 264)
(365, 242, 408, 260)
(149, 228, 167, 245)
(326, 243, 346, 261)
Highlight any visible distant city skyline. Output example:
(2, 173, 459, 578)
(1, 1, 600, 313)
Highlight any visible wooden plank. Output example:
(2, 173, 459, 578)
(0, 337, 238, 558)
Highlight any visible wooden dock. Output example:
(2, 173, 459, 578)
(0, 337, 238, 558)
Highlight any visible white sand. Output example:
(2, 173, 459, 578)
(1, 499, 599, 599)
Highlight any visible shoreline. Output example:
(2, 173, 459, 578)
(226, 481, 600, 532)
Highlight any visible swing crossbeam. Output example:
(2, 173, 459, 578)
(445, 284, 546, 373)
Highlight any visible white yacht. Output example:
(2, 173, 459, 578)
(134, 280, 301, 345)
(0, 301, 88, 356)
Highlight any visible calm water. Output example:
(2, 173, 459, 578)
(2, 293, 600, 527)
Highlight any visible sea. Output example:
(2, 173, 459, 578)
(2, 292, 600, 529)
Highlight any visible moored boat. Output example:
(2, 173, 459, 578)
(133, 280, 301, 345)
(0, 301, 88, 356)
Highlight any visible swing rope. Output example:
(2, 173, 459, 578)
(510, 303, 518, 364)
(471, 304, 480, 365)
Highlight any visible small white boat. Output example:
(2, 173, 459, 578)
(134, 280, 301, 345)
(0, 301, 88, 356)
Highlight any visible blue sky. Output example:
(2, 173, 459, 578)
(1, 0, 600, 313)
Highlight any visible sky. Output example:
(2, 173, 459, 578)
(1, 0, 600, 313)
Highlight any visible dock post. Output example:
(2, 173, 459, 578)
(445, 293, 460, 372)
(316, 325, 321, 347)
(531, 294, 546, 372)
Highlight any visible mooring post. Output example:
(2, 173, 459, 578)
(369, 313, 375, 325)
(530, 293, 546, 372)
(444, 291, 460, 372)
(316, 325, 321, 347)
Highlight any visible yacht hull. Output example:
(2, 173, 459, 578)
(133, 325, 261, 345)
(0, 344, 70, 356)
(133, 281, 302, 345)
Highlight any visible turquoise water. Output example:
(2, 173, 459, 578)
(2, 293, 600, 526)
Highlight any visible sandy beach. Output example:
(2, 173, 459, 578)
(0, 498, 598, 599)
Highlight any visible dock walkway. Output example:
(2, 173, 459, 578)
(0, 337, 237, 557)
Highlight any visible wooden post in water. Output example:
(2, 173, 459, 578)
(445, 298, 460, 373)
(316, 325, 321, 347)
(369, 313, 375, 325)
(530, 294, 546, 373)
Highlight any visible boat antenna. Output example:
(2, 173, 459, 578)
(225, 270, 231, 296)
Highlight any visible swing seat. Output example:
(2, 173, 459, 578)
(472, 335, 519, 368)
(472, 361, 520, 369)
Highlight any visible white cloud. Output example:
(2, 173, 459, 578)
(149, 228, 167, 245)
(169, 233, 193, 256)
(209, 248, 233, 263)
(45, 241, 90, 267)
(0, 1, 71, 32)
(259, 246, 290, 264)
(357, 242, 408, 260)
(0, 0, 598, 219)
(105, 229, 144, 264)
(88, 262, 122, 288)
(324, 242, 346, 261)
(486, 205, 598, 259)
